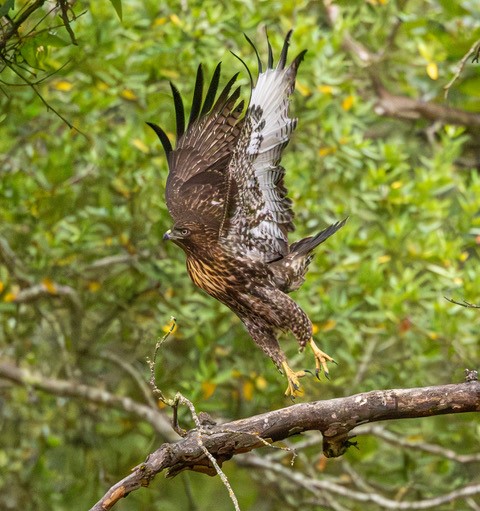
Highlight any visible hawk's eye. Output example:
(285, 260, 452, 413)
(180, 228, 190, 237)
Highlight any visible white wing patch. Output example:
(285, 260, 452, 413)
(247, 69, 296, 155)
(224, 34, 305, 262)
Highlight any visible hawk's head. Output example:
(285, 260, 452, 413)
(163, 220, 216, 254)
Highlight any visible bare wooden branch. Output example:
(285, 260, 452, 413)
(240, 453, 480, 510)
(11, 281, 82, 309)
(81, 250, 151, 273)
(89, 377, 480, 511)
(355, 424, 480, 464)
(0, 361, 177, 440)
(372, 82, 480, 127)
(323, 0, 480, 129)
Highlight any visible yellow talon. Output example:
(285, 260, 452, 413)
(282, 361, 306, 398)
(309, 338, 336, 378)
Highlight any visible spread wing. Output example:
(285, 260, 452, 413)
(223, 31, 306, 262)
(147, 64, 245, 231)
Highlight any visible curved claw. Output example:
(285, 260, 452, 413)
(314, 367, 331, 380)
(282, 361, 306, 398)
(309, 338, 336, 380)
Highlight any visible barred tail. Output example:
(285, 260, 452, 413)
(290, 218, 347, 256)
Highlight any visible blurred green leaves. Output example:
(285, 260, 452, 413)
(0, 1, 479, 510)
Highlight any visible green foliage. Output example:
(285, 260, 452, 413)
(0, 1, 479, 510)
(0, 0, 15, 17)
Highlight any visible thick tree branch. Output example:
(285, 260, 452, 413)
(89, 377, 480, 511)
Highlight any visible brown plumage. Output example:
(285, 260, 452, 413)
(148, 31, 345, 397)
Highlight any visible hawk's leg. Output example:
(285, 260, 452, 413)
(244, 319, 308, 397)
(309, 338, 336, 378)
(281, 361, 306, 398)
(284, 301, 336, 379)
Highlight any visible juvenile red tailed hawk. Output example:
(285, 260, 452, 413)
(148, 31, 345, 397)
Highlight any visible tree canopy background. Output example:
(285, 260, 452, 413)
(0, 1, 479, 510)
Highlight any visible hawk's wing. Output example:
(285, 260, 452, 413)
(223, 31, 306, 262)
(147, 64, 244, 231)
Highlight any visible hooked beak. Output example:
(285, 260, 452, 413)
(163, 229, 172, 241)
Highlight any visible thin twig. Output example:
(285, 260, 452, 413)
(379, 14, 405, 58)
(444, 39, 480, 99)
(445, 296, 480, 309)
(100, 351, 157, 409)
(0, 58, 72, 86)
(147, 316, 177, 404)
(147, 320, 242, 510)
(175, 393, 241, 511)
(0, 1, 88, 133)
(58, 0, 77, 45)
(0, 0, 47, 53)
(2, 58, 84, 132)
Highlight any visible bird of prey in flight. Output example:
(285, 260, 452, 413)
(148, 31, 345, 397)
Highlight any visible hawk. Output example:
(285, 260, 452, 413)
(148, 31, 345, 397)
